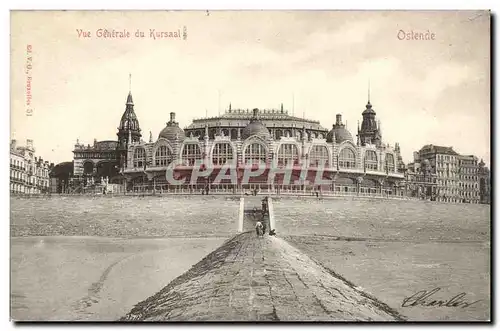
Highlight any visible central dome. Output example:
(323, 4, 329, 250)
(326, 127, 354, 143)
(159, 112, 186, 141)
(241, 108, 271, 140)
(326, 114, 354, 143)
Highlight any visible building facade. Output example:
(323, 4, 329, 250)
(405, 158, 438, 200)
(458, 155, 480, 203)
(73, 140, 120, 182)
(478, 159, 491, 204)
(71, 91, 139, 189)
(10, 139, 52, 194)
(408, 144, 486, 204)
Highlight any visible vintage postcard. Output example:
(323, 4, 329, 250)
(10, 10, 491, 322)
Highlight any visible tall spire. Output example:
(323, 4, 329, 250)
(126, 92, 134, 105)
(368, 79, 371, 103)
(126, 74, 134, 106)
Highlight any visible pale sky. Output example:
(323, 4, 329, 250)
(10, 10, 490, 166)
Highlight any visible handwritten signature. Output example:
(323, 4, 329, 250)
(402, 287, 481, 308)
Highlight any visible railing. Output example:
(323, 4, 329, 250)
(121, 185, 408, 199)
(122, 163, 405, 176)
(10, 165, 26, 171)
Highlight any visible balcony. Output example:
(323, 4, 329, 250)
(10, 164, 27, 171)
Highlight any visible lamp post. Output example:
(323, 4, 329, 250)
(143, 160, 152, 193)
(401, 164, 408, 198)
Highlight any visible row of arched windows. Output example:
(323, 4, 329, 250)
(188, 129, 326, 140)
(131, 143, 396, 171)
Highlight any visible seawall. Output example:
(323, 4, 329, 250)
(120, 231, 405, 321)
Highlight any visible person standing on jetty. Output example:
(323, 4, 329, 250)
(255, 221, 264, 237)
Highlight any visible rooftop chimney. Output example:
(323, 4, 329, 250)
(10, 139, 17, 151)
(252, 108, 259, 119)
(335, 114, 342, 126)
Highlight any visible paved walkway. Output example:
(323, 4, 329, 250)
(242, 196, 269, 233)
(120, 230, 405, 321)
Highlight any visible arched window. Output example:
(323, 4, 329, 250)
(212, 142, 233, 165)
(365, 150, 378, 171)
(83, 161, 94, 174)
(244, 143, 267, 165)
(154, 145, 173, 167)
(181, 143, 202, 166)
(133, 148, 146, 168)
(277, 144, 299, 166)
(275, 129, 283, 140)
(309, 145, 329, 167)
(385, 153, 395, 173)
(339, 148, 356, 169)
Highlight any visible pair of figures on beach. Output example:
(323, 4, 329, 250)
(255, 221, 275, 237)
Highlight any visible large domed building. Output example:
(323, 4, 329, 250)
(71, 87, 405, 196)
(106, 92, 405, 196)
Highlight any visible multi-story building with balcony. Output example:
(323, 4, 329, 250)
(10, 139, 52, 194)
(458, 155, 480, 203)
(416, 145, 461, 203)
(410, 145, 487, 204)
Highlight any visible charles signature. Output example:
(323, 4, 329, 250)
(402, 287, 481, 308)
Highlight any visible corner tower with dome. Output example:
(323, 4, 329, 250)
(118, 95, 406, 196)
(117, 91, 142, 167)
(72, 90, 143, 186)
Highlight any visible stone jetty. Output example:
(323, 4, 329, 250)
(120, 205, 406, 321)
